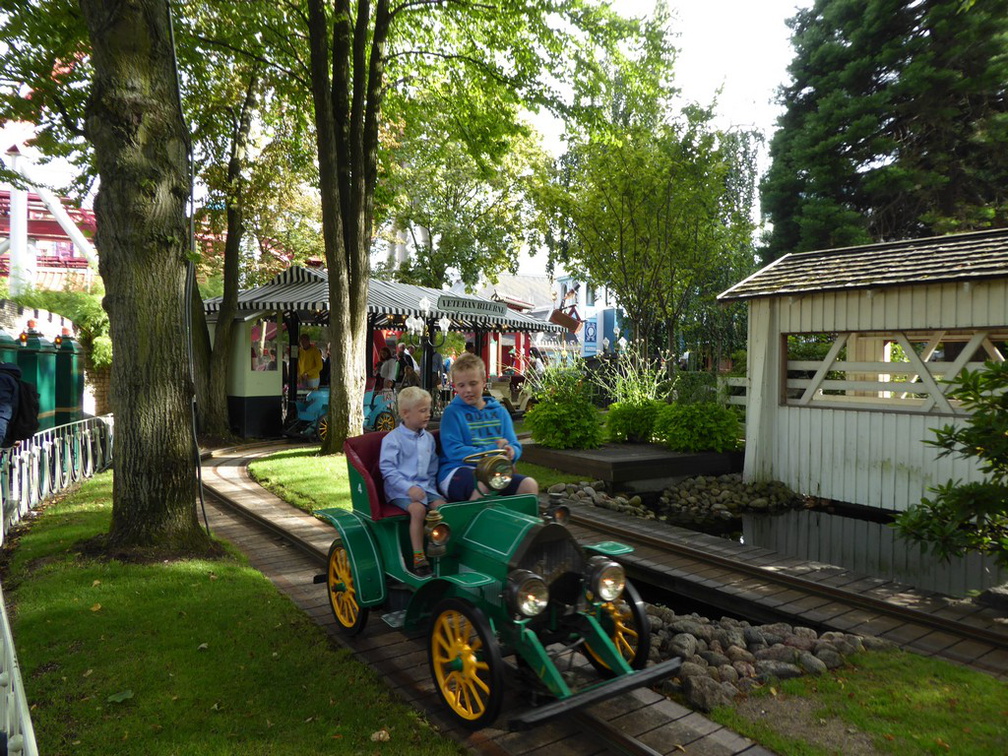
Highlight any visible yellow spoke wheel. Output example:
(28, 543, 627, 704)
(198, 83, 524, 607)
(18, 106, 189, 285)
(583, 580, 650, 677)
(327, 542, 368, 636)
(316, 414, 329, 442)
(428, 599, 503, 730)
(374, 410, 396, 432)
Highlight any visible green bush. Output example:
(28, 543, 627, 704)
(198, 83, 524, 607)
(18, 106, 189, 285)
(895, 360, 1008, 567)
(606, 400, 664, 443)
(524, 397, 603, 450)
(652, 402, 742, 453)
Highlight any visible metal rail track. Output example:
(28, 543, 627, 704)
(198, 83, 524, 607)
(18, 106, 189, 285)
(569, 509, 1008, 651)
(200, 466, 677, 756)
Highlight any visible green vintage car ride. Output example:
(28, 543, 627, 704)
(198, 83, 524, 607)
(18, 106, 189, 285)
(315, 431, 681, 730)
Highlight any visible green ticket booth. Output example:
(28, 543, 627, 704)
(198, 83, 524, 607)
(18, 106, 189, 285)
(55, 330, 85, 426)
(17, 322, 56, 431)
(222, 314, 284, 438)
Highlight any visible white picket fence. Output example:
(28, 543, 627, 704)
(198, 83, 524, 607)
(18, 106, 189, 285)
(0, 416, 115, 756)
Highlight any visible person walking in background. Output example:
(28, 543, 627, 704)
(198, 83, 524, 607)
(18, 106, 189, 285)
(298, 333, 323, 389)
(319, 343, 331, 387)
(376, 346, 398, 389)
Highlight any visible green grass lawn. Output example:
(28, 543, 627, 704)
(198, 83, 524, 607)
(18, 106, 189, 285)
(712, 648, 1008, 756)
(5, 473, 463, 756)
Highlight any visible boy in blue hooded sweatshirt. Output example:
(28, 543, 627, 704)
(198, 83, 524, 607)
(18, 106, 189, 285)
(438, 352, 538, 501)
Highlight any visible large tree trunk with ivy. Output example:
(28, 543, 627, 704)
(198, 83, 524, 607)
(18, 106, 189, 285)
(81, 0, 213, 553)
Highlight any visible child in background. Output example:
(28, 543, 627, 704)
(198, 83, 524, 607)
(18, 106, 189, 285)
(438, 352, 538, 501)
(379, 386, 445, 577)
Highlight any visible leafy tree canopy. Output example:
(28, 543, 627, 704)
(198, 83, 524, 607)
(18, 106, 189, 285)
(761, 0, 1008, 262)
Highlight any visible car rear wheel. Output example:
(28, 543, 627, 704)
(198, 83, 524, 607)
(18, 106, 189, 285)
(374, 410, 395, 432)
(326, 542, 368, 635)
(428, 598, 504, 729)
(583, 580, 650, 676)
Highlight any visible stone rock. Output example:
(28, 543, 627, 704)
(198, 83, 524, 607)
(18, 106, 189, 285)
(666, 632, 698, 659)
(783, 634, 816, 652)
(860, 636, 895, 652)
(718, 664, 740, 684)
(754, 644, 797, 663)
(678, 661, 708, 680)
(796, 651, 828, 675)
(699, 650, 731, 668)
(684, 674, 736, 712)
(755, 660, 804, 681)
(726, 645, 756, 664)
(814, 648, 845, 669)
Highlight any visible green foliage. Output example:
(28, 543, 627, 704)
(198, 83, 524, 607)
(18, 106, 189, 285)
(524, 396, 603, 450)
(762, 0, 1008, 262)
(895, 360, 1008, 566)
(712, 648, 1008, 756)
(652, 402, 742, 453)
(590, 343, 674, 404)
(13, 286, 112, 368)
(9, 473, 461, 756)
(672, 371, 721, 405)
(524, 346, 593, 404)
(605, 400, 663, 443)
(535, 111, 759, 347)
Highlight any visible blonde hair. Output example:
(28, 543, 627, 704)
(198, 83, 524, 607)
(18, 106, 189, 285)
(397, 386, 430, 415)
(450, 351, 485, 379)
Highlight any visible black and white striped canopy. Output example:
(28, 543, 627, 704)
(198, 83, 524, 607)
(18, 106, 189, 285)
(204, 266, 562, 334)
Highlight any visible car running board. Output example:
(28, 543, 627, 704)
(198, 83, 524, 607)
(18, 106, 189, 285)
(508, 656, 682, 731)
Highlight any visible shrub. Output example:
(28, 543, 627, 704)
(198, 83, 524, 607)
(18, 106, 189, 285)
(606, 400, 664, 443)
(894, 360, 1008, 567)
(652, 402, 742, 453)
(590, 344, 674, 405)
(524, 396, 603, 450)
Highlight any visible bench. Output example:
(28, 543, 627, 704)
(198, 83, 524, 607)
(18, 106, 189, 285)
(344, 430, 443, 521)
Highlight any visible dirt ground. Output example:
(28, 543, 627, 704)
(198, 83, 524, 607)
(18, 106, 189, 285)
(733, 695, 882, 756)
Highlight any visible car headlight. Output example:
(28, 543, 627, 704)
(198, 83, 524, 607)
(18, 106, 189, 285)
(586, 556, 625, 602)
(506, 569, 549, 617)
(475, 453, 513, 491)
(424, 510, 451, 557)
(542, 503, 570, 525)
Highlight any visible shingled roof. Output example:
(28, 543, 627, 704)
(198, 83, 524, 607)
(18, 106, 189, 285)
(719, 228, 1008, 302)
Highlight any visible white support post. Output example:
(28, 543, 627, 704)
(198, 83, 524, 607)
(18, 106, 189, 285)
(743, 299, 780, 481)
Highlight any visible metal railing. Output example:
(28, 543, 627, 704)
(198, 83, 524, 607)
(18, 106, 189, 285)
(1, 417, 115, 546)
(0, 416, 115, 756)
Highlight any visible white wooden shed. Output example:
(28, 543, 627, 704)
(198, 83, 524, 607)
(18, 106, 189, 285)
(719, 229, 1008, 514)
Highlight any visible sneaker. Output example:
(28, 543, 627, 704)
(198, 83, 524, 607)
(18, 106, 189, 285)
(413, 559, 432, 577)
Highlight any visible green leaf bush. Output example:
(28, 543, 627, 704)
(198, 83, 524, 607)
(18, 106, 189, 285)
(524, 396, 603, 450)
(606, 400, 664, 443)
(652, 402, 742, 453)
(895, 360, 1008, 567)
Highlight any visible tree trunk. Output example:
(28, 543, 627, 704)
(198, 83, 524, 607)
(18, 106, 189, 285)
(81, 0, 213, 553)
(202, 72, 260, 441)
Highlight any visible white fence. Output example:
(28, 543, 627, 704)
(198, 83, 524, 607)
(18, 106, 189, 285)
(0, 417, 115, 756)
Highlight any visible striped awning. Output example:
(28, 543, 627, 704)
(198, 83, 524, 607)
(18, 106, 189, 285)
(204, 266, 562, 334)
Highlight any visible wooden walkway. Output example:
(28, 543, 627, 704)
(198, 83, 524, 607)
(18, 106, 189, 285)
(202, 447, 774, 756)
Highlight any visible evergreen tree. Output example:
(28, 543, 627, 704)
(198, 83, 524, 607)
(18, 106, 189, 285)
(761, 0, 1008, 262)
